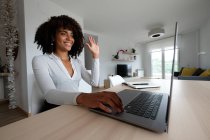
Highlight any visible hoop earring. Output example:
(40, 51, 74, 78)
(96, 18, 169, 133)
(51, 41, 54, 52)
(51, 42, 54, 47)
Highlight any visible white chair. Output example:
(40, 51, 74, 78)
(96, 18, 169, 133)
(108, 75, 125, 87)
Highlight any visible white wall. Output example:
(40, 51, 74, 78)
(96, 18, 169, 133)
(97, 34, 141, 86)
(84, 30, 142, 87)
(16, 0, 28, 111)
(135, 43, 150, 76)
(179, 31, 200, 68)
(17, 0, 84, 115)
(200, 18, 210, 69)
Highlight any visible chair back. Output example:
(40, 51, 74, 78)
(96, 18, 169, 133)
(108, 75, 125, 87)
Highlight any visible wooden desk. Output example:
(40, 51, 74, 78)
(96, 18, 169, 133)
(0, 79, 210, 140)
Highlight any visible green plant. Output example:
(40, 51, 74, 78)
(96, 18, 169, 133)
(132, 48, 136, 53)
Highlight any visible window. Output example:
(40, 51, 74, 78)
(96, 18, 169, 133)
(147, 36, 180, 79)
(164, 48, 179, 79)
(151, 47, 179, 79)
(151, 50, 162, 78)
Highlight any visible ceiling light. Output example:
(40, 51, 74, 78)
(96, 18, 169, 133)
(148, 28, 165, 38)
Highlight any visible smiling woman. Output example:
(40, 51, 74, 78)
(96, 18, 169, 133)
(32, 15, 123, 113)
(54, 29, 75, 53)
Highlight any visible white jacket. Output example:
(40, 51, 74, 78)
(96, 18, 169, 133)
(32, 53, 99, 105)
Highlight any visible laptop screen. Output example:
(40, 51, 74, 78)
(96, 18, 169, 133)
(166, 22, 178, 131)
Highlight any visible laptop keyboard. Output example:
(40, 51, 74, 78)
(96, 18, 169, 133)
(124, 92, 163, 120)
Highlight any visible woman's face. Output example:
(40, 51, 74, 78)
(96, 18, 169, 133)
(54, 28, 75, 52)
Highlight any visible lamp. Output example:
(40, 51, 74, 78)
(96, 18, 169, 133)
(148, 28, 165, 38)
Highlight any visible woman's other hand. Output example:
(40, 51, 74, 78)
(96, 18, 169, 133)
(86, 36, 99, 59)
(76, 91, 124, 113)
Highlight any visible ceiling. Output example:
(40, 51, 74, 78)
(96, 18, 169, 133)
(50, 0, 210, 44)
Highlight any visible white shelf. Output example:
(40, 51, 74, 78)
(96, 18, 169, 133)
(112, 51, 138, 62)
(0, 73, 10, 77)
(112, 58, 135, 62)
(122, 52, 138, 55)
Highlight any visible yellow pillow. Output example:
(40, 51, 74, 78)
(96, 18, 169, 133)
(180, 67, 197, 76)
(200, 69, 210, 77)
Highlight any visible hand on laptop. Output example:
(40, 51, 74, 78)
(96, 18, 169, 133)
(76, 91, 124, 113)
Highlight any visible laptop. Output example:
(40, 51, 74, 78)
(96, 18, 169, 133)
(122, 81, 160, 89)
(91, 22, 178, 133)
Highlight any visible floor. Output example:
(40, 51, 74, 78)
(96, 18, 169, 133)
(0, 100, 28, 127)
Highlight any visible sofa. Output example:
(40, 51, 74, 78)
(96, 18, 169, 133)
(175, 67, 210, 81)
(178, 76, 210, 81)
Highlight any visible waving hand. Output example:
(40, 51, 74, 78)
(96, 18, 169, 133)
(86, 36, 99, 59)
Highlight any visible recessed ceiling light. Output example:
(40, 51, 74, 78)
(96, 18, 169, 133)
(148, 28, 165, 38)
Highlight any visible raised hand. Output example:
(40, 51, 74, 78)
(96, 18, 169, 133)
(86, 36, 99, 59)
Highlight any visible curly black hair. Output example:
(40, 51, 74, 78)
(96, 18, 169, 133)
(34, 15, 84, 58)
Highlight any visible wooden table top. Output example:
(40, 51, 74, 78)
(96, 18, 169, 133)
(0, 79, 210, 140)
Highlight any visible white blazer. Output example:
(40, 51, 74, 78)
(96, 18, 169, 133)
(32, 53, 99, 105)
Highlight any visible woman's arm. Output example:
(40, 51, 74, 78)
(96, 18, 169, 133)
(80, 35, 100, 87)
(77, 36, 123, 113)
(32, 56, 81, 105)
(79, 58, 100, 87)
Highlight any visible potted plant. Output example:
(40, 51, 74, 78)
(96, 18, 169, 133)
(131, 48, 136, 54)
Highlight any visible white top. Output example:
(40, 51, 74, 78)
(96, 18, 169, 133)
(32, 53, 99, 105)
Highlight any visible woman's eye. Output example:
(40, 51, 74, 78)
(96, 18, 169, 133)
(60, 32, 66, 35)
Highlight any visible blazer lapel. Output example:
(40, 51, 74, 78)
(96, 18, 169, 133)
(49, 53, 71, 78)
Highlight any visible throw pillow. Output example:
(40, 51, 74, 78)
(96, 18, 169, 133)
(200, 69, 210, 77)
(178, 67, 184, 76)
(192, 68, 205, 76)
(180, 67, 197, 76)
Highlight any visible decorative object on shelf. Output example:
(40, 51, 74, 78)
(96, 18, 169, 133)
(0, 0, 19, 109)
(112, 49, 137, 61)
(113, 49, 125, 60)
(131, 48, 136, 54)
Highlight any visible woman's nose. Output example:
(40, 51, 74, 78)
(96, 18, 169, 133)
(66, 34, 74, 41)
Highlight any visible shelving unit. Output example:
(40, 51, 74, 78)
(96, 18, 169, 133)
(122, 52, 138, 55)
(112, 52, 138, 62)
(112, 58, 135, 62)
(0, 73, 10, 77)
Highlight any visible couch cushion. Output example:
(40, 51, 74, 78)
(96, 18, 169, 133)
(178, 76, 210, 81)
(192, 68, 205, 76)
(181, 67, 197, 76)
(200, 69, 210, 77)
(178, 67, 184, 76)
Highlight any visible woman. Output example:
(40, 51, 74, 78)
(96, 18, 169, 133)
(32, 15, 123, 113)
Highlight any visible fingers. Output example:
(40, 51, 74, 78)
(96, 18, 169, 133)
(103, 91, 123, 107)
(86, 36, 95, 49)
(97, 92, 124, 113)
(88, 36, 95, 44)
(78, 91, 123, 113)
(104, 91, 123, 106)
(86, 42, 91, 49)
(98, 102, 112, 113)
